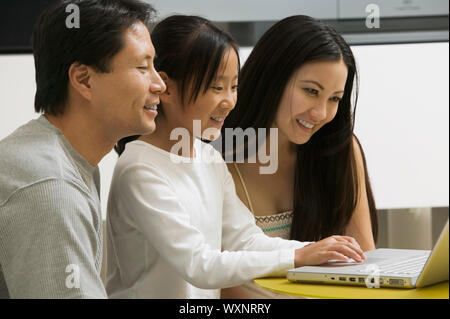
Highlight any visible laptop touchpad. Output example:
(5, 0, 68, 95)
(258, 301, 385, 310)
(320, 257, 387, 267)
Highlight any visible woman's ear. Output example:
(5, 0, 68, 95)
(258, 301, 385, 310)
(158, 71, 170, 95)
(158, 71, 175, 104)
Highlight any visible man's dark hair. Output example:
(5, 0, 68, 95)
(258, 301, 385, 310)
(32, 0, 156, 115)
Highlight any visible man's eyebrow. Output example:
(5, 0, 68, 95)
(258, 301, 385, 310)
(138, 53, 155, 60)
(300, 80, 344, 94)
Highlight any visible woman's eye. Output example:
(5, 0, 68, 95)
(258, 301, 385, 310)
(331, 96, 342, 102)
(138, 66, 148, 70)
(232, 85, 238, 90)
(304, 88, 318, 96)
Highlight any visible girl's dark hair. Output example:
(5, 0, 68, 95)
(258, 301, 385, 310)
(32, 0, 156, 116)
(115, 15, 240, 155)
(222, 15, 378, 243)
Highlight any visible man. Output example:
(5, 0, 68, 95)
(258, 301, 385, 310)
(0, 0, 165, 298)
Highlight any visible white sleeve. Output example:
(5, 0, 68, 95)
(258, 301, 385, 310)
(116, 162, 298, 289)
(220, 162, 313, 253)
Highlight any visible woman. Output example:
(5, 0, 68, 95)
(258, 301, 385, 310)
(221, 15, 378, 298)
(105, 15, 365, 299)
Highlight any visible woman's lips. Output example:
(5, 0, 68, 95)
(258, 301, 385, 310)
(296, 118, 315, 133)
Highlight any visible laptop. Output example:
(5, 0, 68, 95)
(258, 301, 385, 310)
(287, 220, 449, 288)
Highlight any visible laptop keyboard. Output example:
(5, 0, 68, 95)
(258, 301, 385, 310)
(360, 254, 429, 275)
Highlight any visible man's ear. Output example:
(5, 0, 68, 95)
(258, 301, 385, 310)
(68, 62, 93, 101)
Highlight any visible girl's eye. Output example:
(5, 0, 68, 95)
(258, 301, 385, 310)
(304, 88, 318, 96)
(232, 85, 238, 90)
(212, 86, 223, 91)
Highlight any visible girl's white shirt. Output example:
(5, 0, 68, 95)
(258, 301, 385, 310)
(105, 139, 311, 299)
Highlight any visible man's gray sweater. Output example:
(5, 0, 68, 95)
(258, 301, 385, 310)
(0, 116, 107, 298)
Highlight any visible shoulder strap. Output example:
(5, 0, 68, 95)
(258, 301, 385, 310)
(232, 162, 255, 214)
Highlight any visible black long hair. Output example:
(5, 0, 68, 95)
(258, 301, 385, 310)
(115, 15, 239, 155)
(222, 15, 378, 243)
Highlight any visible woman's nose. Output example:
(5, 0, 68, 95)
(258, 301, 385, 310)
(310, 101, 327, 122)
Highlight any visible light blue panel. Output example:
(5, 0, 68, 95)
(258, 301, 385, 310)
(339, 0, 449, 19)
(148, 0, 338, 21)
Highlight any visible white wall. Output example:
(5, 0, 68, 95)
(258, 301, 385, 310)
(351, 42, 449, 209)
(0, 42, 448, 219)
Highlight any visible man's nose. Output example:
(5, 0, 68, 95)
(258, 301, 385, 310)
(149, 70, 166, 95)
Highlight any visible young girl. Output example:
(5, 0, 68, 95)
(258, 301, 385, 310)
(105, 15, 365, 299)
(221, 15, 378, 298)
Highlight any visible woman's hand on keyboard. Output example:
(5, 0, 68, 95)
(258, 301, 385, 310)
(294, 235, 366, 268)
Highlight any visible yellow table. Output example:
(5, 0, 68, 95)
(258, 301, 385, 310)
(254, 278, 449, 299)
